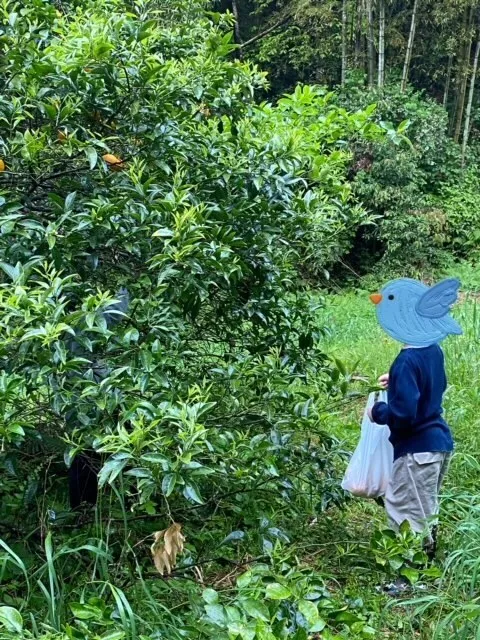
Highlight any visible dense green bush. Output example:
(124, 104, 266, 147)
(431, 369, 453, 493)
(0, 0, 383, 635)
(337, 84, 462, 273)
(431, 168, 480, 255)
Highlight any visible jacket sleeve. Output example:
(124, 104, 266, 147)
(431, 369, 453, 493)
(371, 359, 420, 428)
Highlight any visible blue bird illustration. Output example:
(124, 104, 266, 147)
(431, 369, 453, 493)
(370, 278, 462, 347)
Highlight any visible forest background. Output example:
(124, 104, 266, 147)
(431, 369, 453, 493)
(0, 0, 480, 639)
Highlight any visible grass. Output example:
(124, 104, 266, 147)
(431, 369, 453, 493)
(310, 266, 480, 638)
(2, 267, 480, 639)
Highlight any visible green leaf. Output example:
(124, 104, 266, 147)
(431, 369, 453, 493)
(98, 456, 130, 487)
(0, 607, 23, 633)
(335, 611, 360, 624)
(85, 146, 98, 169)
(236, 570, 252, 589)
(205, 604, 226, 626)
(65, 192, 77, 211)
(227, 621, 256, 640)
(70, 603, 102, 620)
(241, 598, 269, 621)
(388, 556, 404, 571)
(98, 633, 125, 640)
(202, 589, 219, 605)
(124, 328, 139, 344)
(422, 566, 442, 578)
(298, 600, 319, 626)
(162, 473, 176, 497)
(153, 228, 174, 238)
(7, 424, 25, 437)
(141, 453, 168, 463)
(413, 551, 428, 564)
(400, 567, 419, 584)
(183, 483, 203, 504)
(333, 357, 346, 376)
(220, 530, 245, 545)
(224, 606, 241, 623)
(399, 520, 412, 535)
(361, 626, 377, 636)
(86, 312, 96, 329)
(310, 618, 327, 633)
(0, 262, 20, 281)
(265, 582, 291, 600)
(397, 118, 411, 133)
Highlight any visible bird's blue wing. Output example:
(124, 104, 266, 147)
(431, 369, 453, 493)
(415, 278, 461, 319)
(439, 315, 463, 336)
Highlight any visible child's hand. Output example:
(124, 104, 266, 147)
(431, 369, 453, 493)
(378, 373, 389, 389)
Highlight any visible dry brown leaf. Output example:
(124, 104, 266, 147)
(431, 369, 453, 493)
(151, 523, 185, 576)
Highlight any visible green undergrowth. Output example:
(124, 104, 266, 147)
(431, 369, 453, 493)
(310, 261, 480, 637)
(2, 264, 480, 639)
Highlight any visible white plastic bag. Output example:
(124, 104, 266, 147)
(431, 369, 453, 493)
(341, 391, 393, 499)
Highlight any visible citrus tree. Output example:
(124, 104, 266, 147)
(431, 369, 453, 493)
(0, 0, 382, 635)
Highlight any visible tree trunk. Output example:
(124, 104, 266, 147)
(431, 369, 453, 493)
(367, 0, 375, 87)
(378, 0, 385, 87)
(401, 0, 419, 92)
(231, 0, 242, 44)
(350, 1, 355, 52)
(342, 0, 348, 85)
(462, 29, 480, 165)
(355, 0, 363, 68)
(443, 54, 453, 108)
(449, 7, 469, 135)
(454, 5, 474, 142)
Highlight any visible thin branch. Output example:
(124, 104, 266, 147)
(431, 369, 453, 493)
(167, 554, 266, 578)
(238, 17, 290, 50)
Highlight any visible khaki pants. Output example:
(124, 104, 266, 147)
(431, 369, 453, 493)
(385, 452, 451, 544)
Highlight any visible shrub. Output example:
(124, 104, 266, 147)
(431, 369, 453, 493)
(337, 83, 461, 273)
(432, 168, 480, 256)
(0, 0, 383, 632)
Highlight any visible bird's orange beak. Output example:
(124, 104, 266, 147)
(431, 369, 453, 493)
(370, 293, 383, 305)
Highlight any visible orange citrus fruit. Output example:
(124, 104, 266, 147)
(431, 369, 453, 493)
(0, 159, 6, 172)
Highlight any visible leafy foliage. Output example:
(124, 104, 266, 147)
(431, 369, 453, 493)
(371, 523, 440, 586)
(336, 84, 462, 274)
(0, 0, 385, 636)
(431, 168, 480, 255)
(245, 0, 342, 95)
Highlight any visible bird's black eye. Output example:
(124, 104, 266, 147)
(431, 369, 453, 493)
(388, 294, 395, 300)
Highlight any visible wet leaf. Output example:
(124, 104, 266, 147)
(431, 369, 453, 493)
(0, 606, 23, 633)
(265, 583, 291, 600)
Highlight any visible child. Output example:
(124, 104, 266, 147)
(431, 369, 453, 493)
(368, 351, 452, 559)
(367, 278, 461, 569)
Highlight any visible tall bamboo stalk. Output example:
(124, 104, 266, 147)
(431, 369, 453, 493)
(231, 0, 242, 44)
(450, 7, 469, 135)
(443, 54, 453, 108)
(401, 0, 419, 92)
(454, 5, 474, 143)
(378, 0, 385, 87)
(342, 0, 348, 84)
(462, 25, 480, 165)
(355, 0, 363, 67)
(367, 0, 375, 87)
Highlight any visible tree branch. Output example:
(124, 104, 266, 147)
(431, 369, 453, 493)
(239, 17, 291, 50)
